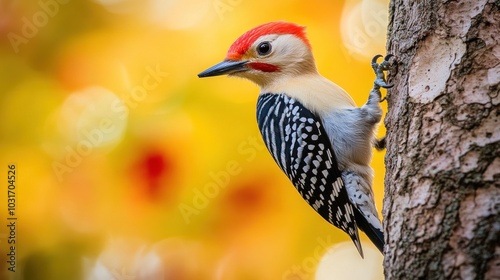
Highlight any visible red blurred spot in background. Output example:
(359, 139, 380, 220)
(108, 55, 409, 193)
(223, 176, 277, 223)
(133, 149, 178, 202)
(144, 152, 167, 182)
(208, 174, 283, 241)
(227, 183, 264, 213)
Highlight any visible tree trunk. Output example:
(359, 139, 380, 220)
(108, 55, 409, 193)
(383, 1, 500, 279)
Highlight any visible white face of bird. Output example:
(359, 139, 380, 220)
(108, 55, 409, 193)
(230, 34, 317, 86)
(198, 22, 317, 87)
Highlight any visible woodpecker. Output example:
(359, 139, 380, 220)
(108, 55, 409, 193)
(198, 21, 393, 257)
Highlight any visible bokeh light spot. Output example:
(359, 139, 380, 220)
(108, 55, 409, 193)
(340, 0, 388, 60)
(93, 0, 210, 29)
(148, 0, 211, 30)
(315, 241, 383, 280)
(56, 86, 128, 154)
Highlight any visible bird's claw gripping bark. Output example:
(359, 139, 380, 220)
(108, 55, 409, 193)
(372, 54, 395, 90)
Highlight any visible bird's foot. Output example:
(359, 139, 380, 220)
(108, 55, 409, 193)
(371, 54, 395, 90)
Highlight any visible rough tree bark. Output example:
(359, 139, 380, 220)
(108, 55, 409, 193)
(383, 1, 500, 279)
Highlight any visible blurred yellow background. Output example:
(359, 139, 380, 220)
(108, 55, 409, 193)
(0, 0, 389, 279)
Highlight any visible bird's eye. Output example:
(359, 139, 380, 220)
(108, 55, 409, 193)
(257, 41, 272, 56)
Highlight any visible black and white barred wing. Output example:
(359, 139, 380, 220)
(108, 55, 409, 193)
(256, 93, 362, 254)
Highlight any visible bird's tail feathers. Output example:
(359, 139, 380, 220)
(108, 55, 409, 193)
(349, 227, 364, 258)
(353, 206, 384, 254)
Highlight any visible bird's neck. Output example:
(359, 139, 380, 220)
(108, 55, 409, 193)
(260, 72, 356, 116)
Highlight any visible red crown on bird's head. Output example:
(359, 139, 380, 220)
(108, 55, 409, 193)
(226, 21, 311, 61)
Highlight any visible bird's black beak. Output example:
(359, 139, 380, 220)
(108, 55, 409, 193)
(198, 60, 249, 78)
